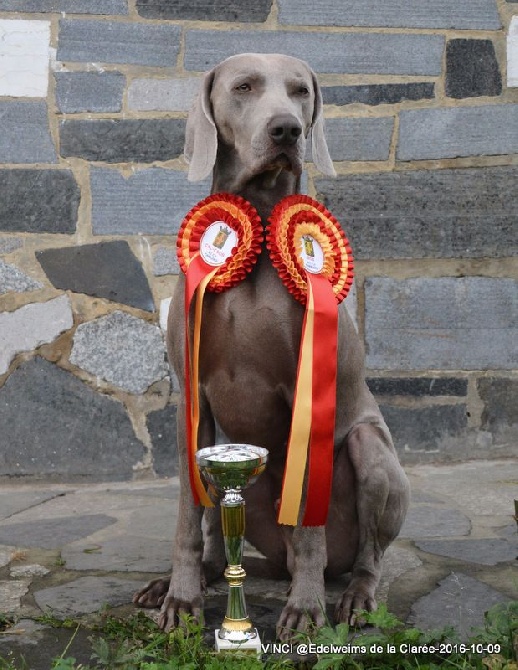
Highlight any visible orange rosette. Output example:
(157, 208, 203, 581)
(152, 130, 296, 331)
(177, 193, 263, 293)
(266, 194, 354, 305)
(177, 193, 263, 506)
(266, 195, 354, 527)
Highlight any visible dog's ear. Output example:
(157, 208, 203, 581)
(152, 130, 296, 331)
(184, 70, 218, 182)
(310, 71, 336, 178)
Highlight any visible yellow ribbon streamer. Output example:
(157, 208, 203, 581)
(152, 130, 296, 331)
(277, 279, 315, 525)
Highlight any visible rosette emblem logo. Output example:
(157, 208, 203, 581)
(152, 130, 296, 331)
(200, 221, 238, 266)
(300, 235, 324, 274)
(213, 225, 232, 249)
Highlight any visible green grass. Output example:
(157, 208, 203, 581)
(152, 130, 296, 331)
(0, 602, 516, 670)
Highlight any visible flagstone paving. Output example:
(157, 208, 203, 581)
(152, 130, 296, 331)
(0, 460, 516, 668)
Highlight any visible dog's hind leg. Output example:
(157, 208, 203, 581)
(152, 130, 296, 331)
(335, 423, 410, 625)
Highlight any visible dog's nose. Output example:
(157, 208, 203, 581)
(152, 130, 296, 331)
(267, 114, 303, 146)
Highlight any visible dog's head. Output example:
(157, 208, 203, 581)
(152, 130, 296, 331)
(184, 53, 336, 182)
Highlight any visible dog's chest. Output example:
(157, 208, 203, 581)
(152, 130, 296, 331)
(199, 267, 303, 385)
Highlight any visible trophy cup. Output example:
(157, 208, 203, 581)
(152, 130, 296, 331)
(196, 444, 268, 653)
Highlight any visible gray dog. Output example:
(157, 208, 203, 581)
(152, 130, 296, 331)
(134, 53, 410, 640)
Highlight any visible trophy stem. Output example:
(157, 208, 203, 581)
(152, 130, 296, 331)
(218, 490, 257, 642)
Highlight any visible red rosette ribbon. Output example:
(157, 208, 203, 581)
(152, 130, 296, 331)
(177, 193, 263, 506)
(267, 195, 354, 527)
(267, 195, 354, 306)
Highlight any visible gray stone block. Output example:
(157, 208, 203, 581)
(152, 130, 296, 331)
(0, 357, 145, 479)
(408, 573, 510, 639)
(0, 620, 92, 667)
(125, 506, 177, 540)
(91, 167, 210, 235)
(416, 539, 517, 566)
(0, 260, 43, 295)
(446, 39, 502, 98)
(128, 77, 200, 112)
(380, 404, 467, 453)
(322, 82, 434, 106)
(0, 515, 116, 550)
(153, 246, 180, 276)
(377, 545, 422, 602)
(398, 104, 518, 160)
(478, 378, 518, 439)
(0, 490, 65, 521)
(55, 72, 124, 113)
(36, 241, 154, 312)
(70, 311, 168, 395)
(278, 0, 501, 29)
(365, 278, 518, 370)
(0, 0, 127, 12)
(368, 377, 468, 396)
(0, 295, 73, 376)
(400, 505, 471, 538)
(147, 405, 178, 477)
(316, 167, 518, 259)
(0, 619, 45, 645)
(0, 102, 56, 163)
(0, 170, 79, 235)
(311, 117, 393, 161)
(0, 550, 14, 569)
(10, 565, 49, 578)
(0, 237, 23, 254)
(34, 576, 142, 618)
(410, 461, 518, 517)
(61, 536, 172, 572)
(57, 19, 180, 67)
(184, 30, 444, 76)
(0, 580, 30, 615)
(136, 0, 272, 21)
(60, 118, 185, 163)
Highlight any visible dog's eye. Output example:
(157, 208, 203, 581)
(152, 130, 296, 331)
(235, 82, 252, 92)
(297, 86, 310, 96)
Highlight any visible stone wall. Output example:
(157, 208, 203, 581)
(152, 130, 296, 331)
(0, 0, 517, 481)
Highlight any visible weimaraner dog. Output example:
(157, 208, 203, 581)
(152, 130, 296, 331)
(134, 53, 410, 639)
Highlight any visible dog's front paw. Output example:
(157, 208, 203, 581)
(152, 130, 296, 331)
(133, 577, 170, 609)
(158, 593, 204, 632)
(335, 583, 376, 626)
(276, 598, 326, 641)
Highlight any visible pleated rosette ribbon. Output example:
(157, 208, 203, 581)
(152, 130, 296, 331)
(176, 193, 263, 506)
(266, 195, 354, 526)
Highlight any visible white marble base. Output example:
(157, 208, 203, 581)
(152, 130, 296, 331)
(215, 629, 262, 656)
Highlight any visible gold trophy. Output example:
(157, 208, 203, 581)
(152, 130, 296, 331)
(196, 444, 268, 653)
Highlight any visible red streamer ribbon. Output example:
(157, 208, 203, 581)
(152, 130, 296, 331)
(302, 272, 338, 526)
(267, 195, 353, 526)
(177, 194, 263, 507)
(184, 255, 217, 507)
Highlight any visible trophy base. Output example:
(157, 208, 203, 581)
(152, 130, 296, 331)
(215, 629, 262, 655)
